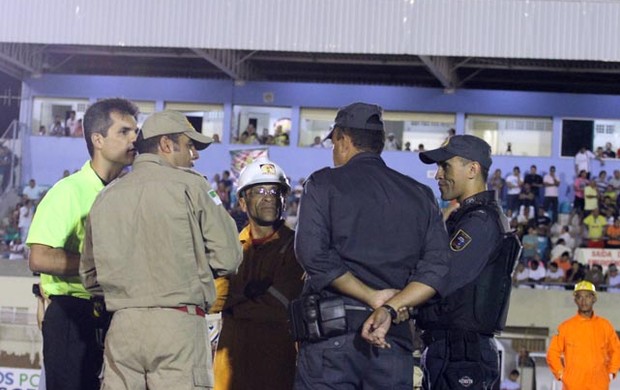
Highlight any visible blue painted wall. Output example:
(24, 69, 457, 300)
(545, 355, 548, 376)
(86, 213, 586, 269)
(21, 74, 620, 202)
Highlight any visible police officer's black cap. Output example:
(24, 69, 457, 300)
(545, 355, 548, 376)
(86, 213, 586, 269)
(325, 102, 384, 140)
(419, 135, 492, 169)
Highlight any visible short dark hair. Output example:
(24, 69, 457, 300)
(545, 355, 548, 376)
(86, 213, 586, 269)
(335, 126, 385, 154)
(135, 131, 181, 154)
(83, 98, 138, 157)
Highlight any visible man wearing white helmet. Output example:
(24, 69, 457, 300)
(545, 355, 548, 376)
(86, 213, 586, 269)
(211, 158, 304, 390)
(547, 281, 620, 389)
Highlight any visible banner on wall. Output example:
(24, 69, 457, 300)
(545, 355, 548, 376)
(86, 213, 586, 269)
(0, 367, 40, 390)
(574, 248, 620, 270)
(229, 148, 269, 178)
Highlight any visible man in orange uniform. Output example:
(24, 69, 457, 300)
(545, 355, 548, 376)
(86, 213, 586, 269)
(211, 158, 304, 390)
(547, 281, 620, 389)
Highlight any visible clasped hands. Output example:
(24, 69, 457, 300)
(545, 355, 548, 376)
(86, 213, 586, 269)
(361, 288, 412, 349)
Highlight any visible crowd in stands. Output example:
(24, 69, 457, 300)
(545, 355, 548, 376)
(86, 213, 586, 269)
(232, 124, 290, 146)
(37, 111, 84, 137)
(1, 178, 46, 260)
(498, 147, 620, 292)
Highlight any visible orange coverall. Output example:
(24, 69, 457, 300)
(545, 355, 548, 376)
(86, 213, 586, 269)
(211, 223, 304, 390)
(547, 312, 620, 390)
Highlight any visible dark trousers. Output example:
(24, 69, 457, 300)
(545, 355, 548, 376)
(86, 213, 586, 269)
(294, 332, 414, 390)
(422, 332, 498, 390)
(543, 196, 559, 222)
(42, 296, 105, 390)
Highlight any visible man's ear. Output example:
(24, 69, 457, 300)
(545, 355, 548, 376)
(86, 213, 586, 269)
(238, 195, 248, 213)
(468, 161, 481, 179)
(91, 133, 104, 151)
(158, 136, 173, 153)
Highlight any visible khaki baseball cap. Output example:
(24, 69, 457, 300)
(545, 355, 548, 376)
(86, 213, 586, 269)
(141, 110, 213, 150)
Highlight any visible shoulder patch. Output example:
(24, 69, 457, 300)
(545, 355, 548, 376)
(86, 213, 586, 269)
(208, 189, 223, 206)
(450, 229, 472, 252)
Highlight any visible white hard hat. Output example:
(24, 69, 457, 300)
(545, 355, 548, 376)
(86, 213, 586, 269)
(236, 158, 291, 197)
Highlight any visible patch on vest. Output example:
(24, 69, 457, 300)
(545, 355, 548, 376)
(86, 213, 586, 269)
(208, 189, 223, 206)
(458, 376, 474, 387)
(450, 229, 472, 252)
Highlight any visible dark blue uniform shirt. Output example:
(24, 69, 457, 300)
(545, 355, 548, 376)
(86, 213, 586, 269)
(294, 152, 450, 305)
(443, 190, 505, 296)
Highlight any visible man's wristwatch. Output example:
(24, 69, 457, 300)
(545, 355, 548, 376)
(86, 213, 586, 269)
(381, 304, 398, 321)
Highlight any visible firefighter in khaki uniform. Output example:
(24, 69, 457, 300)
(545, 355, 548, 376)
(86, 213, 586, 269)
(80, 110, 242, 389)
(547, 281, 620, 390)
(211, 158, 304, 390)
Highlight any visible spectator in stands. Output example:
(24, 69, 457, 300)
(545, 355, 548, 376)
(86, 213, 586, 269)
(610, 170, 620, 192)
(38, 125, 46, 135)
(22, 179, 43, 202)
(216, 181, 231, 210)
(603, 142, 616, 158)
(18, 197, 34, 242)
(536, 227, 552, 263)
(505, 142, 513, 155)
(535, 208, 551, 230)
(603, 184, 617, 203)
(274, 127, 289, 146)
(575, 147, 603, 178)
(512, 262, 530, 288)
(65, 111, 77, 136)
(606, 219, 620, 248)
(73, 119, 83, 137)
(517, 206, 536, 231)
(488, 168, 504, 202)
(210, 173, 221, 192)
(49, 116, 64, 136)
(524, 165, 543, 206)
(8, 237, 26, 260)
(521, 227, 538, 262)
(528, 259, 546, 285)
(212, 134, 221, 143)
(518, 182, 536, 215)
(551, 238, 573, 261)
(545, 261, 565, 290)
(415, 143, 425, 152)
(505, 166, 522, 213)
(403, 142, 411, 151)
(444, 128, 456, 142)
(0, 141, 18, 192)
(558, 225, 576, 250)
(584, 180, 599, 217)
(583, 208, 607, 248)
(572, 170, 589, 220)
(258, 128, 269, 144)
(543, 165, 560, 222)
(595, 170, 608, 195)
(586, 264, 606, 290)
(600, 195, 618, 224)
(606, 263, 620, 293)
(499, 369, 520, 390)
(556, 252, 572, 274)
(383, 132, 401, 150)
(565, 261, 586, 287)
(310, 136, 324, 148)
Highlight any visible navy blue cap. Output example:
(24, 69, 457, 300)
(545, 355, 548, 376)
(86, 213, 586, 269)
(325, 102, 384, 139)
(419, 135, 492, 169)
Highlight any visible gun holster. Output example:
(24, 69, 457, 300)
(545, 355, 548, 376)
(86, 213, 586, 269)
(288, 294, 348, 342)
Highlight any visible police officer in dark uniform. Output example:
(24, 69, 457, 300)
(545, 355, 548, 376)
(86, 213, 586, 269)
(292, 102, 450, 389)
(416, 135, 522, 390)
